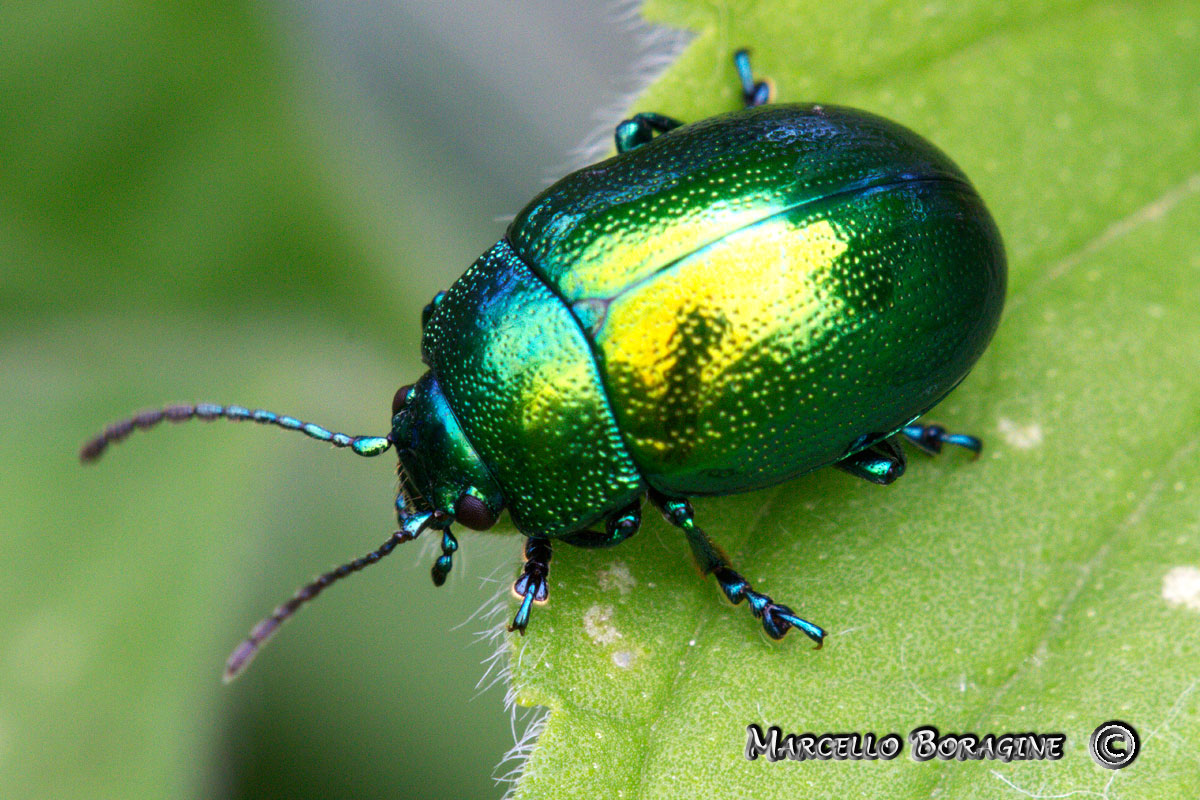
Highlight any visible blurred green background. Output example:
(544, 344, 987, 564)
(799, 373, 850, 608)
(0, 2, 683, 798)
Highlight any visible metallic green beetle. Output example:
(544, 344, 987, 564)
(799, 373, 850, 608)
(81, 52, 1005, 679)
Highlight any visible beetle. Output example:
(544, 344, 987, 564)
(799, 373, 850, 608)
(81, 51, 1005, 680)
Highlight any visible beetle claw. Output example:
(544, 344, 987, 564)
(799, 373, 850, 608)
(746, 589, 825, 645)
(902, 423, 983, 458)
(764, 602, 826, 645)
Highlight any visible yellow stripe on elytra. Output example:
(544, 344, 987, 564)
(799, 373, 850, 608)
(598, 217, 850, 405)
(556, 192, 782, 300)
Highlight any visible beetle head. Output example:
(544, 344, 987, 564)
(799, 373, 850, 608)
(390, 372, 504, 530)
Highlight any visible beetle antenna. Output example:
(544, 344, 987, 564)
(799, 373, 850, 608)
(79, 403, 392, 463)
(223, 510, 443, 682)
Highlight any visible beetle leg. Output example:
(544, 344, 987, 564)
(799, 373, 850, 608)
(430, 528, 459, 586)
(835, 436, 907, 485)
(648, 490, 825, 646)
(508, 537, 552, 634)
(615, 112, 684, 153)
(558, 499, 642, 548)
(902, 423, 983, 458)
(733, 49, 773, 108)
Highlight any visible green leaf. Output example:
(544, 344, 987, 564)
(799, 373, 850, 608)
(509, 2, 1200, 797)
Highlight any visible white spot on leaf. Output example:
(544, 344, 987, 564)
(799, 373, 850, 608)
(583, 605, 622, 645)
(1163, 566, 1200, 612)
(612, 650, 634, 668)
(596, 562, 636, 596)
(997, 417, 1044, 449)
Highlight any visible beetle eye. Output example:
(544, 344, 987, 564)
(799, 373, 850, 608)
(455, 493, 498, 531)
(392, 384, 414, 415)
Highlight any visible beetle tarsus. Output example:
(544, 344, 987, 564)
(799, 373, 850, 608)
(508, 537, 552, 633)
(902, 423, 983, 458)
(715, 566, 826, 645)
(734, 49, 772, 107)
(649, 490, 825, 647)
